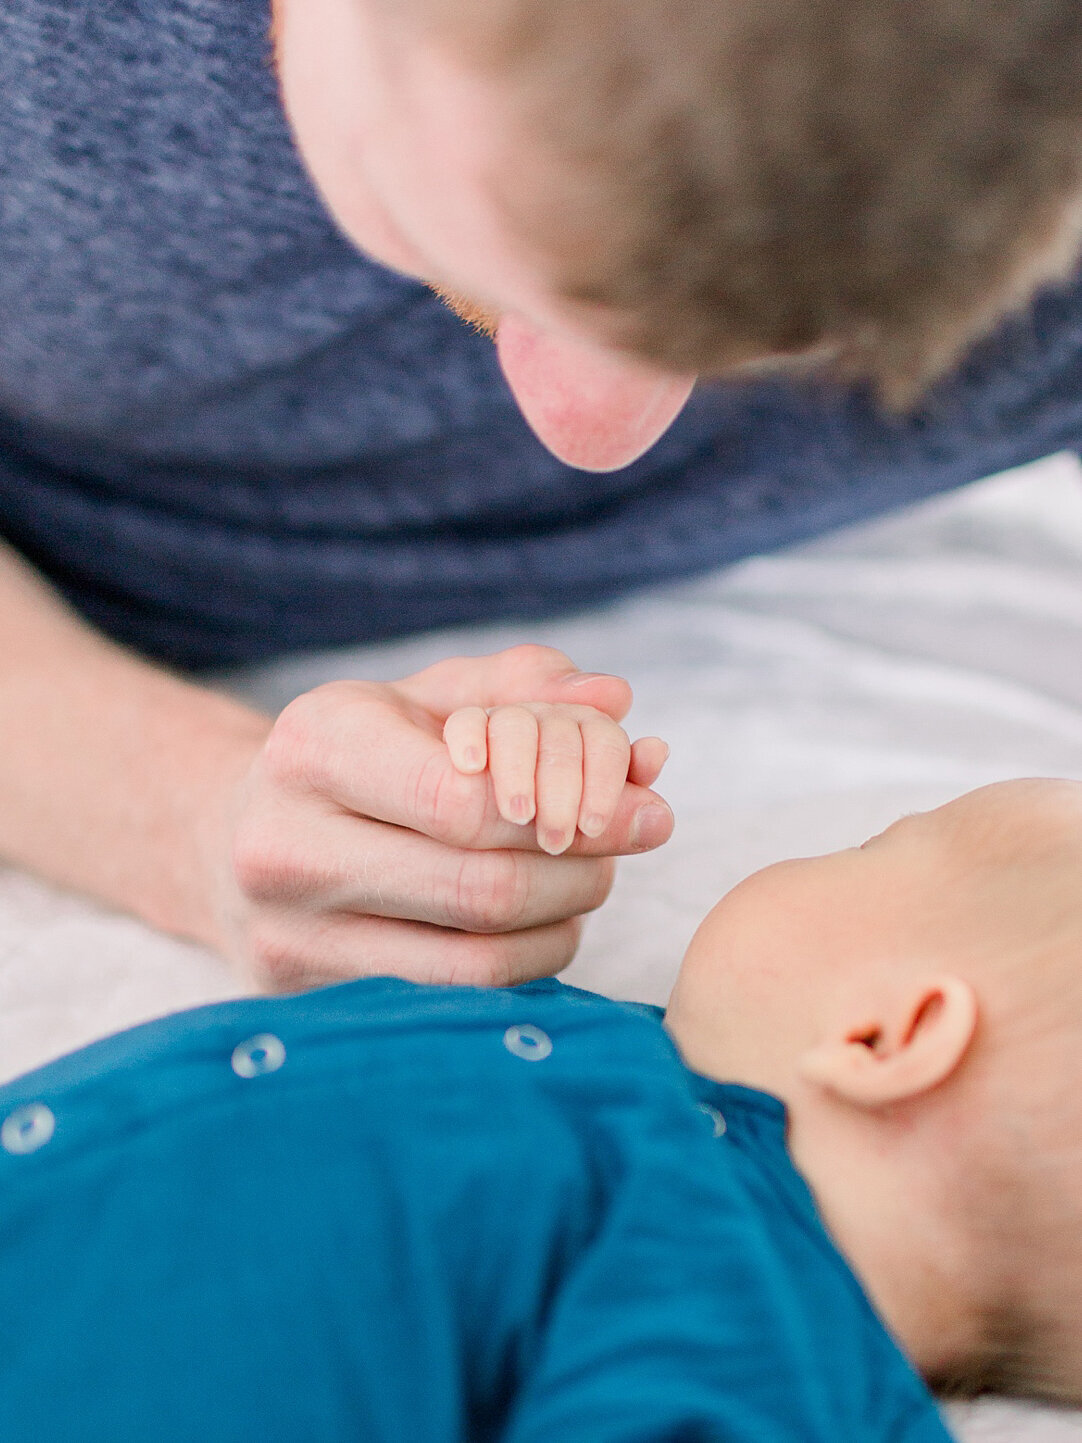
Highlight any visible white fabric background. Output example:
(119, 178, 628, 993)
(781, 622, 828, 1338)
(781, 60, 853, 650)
(4, 452, 1082, 1438)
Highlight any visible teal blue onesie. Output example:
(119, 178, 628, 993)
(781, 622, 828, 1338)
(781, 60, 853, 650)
(0, 977, 953, 1441)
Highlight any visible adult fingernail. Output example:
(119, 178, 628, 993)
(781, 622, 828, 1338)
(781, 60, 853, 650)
(630, 802, 673, 850)
(564, 671, 612, 688)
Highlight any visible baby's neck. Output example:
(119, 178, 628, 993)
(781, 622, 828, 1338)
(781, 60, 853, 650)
(662, 1001, 805, 1101)
(789, 1103, 994, 1391)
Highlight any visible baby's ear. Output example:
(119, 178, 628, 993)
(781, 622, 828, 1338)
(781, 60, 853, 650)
(798, 975, 978, 1108)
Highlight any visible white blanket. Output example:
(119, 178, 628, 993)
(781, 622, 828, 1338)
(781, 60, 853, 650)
(4, 453, 1082, 1439)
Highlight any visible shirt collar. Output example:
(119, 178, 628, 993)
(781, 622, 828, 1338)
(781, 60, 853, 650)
(687, 1071, 789, 1143)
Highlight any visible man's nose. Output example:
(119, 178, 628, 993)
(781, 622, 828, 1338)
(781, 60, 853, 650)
(496, 313, 696, 472)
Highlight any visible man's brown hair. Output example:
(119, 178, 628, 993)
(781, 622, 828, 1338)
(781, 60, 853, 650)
(408, 0, 1082, 404)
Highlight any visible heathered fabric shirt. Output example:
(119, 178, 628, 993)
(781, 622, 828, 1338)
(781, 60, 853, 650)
(2, 3, 1082, 668)
(0, 977, 952, 1443)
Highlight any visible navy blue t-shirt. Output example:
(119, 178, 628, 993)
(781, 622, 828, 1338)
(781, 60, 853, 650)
(2, 2, 1082, 668)
(0, 977, 954, 1442)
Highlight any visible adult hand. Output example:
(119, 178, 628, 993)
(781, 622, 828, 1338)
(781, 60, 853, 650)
(217, 646, 674, 991)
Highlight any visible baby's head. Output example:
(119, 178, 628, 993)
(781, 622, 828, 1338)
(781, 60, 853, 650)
(665, 779, 1082, 1405)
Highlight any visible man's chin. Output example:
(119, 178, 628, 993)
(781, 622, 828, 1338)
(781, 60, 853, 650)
(495, 312, 695, 472)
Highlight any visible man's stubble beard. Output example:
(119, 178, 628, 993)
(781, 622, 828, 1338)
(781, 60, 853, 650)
(267, 0, 501, 339)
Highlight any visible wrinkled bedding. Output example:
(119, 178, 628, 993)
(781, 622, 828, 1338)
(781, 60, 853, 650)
(4, 452, 1082, 1439)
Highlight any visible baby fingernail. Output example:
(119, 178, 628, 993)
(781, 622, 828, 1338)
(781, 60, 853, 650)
(581, 813, 606, 838)
(631, 802, 673, 850)
(463, 746, 482, 771)
(509, 794, 534, 824)
(542, 827, 571, 855)
(565, 671, 611, 688)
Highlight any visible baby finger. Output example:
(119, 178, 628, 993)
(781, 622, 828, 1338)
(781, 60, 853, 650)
(578, 715, 632, 839)
(443, 706, 490, 774)
(487, 705, 541, 825)
(535, 710, 586, 855)
(628, 736, 670, 789)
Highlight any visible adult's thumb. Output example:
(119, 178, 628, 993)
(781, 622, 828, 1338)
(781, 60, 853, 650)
(397, 644, 630, 721)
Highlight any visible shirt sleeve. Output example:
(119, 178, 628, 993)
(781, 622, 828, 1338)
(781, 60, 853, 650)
(497, 1142, 956, 1443)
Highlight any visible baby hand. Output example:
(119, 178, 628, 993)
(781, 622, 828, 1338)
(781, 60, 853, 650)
(443, 701, 669, 856)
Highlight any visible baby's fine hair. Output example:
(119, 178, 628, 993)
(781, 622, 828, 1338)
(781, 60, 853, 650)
(922, 780, 1082, 1407)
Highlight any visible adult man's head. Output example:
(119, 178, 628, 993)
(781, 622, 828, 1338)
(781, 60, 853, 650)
(273, 0, 1082, 471)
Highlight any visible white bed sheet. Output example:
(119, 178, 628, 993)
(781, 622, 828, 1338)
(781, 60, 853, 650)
(5, 452, 1082, 1438)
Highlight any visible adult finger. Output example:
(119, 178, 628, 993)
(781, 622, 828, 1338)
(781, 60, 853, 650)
(247, 912, 585, 994)
(233, 804, 615, 932)
(396, 643, 632, 723)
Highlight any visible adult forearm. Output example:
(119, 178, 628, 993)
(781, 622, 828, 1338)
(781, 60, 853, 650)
(0, 540, 272, 949)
